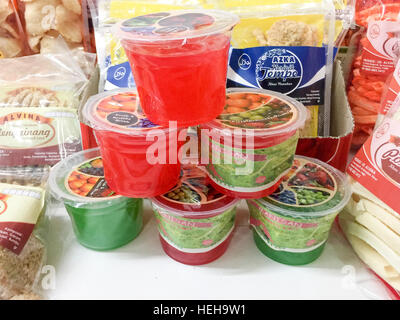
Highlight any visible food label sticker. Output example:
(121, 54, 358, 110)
(267, 158, 337, 208)
(121, 12, 215, 37)
(360, 21, 399, 78)
(153, 206, 236, 253)
(248, 199, 336, 252)
(216, 91, 297, 130)
(0, 183, 45, 255)
(65, 157, 120, 199)
(0, 108, 82, 166)
(95, 92, 158, 130)
(204, 133, 298, 192)
(228, 46, 326, 107)
(160, 164, 226, 205)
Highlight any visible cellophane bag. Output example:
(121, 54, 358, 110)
(375, 57, 400, 127)
(89, 0, 208, 92)
(342, 100, 400, 299)
(16, 0, 85, 54)
(218, 0, 346, 137)
(0, 47, 94, 177)
(0, 171, 48, 300)
(346, 0, 400, 148)
(0, 0, 28, 58)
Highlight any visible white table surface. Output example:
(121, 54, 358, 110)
(44, 200, 392, 300)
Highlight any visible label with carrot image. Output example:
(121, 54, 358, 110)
(217, 92, 297, 131)
(65, 157, 120, 199)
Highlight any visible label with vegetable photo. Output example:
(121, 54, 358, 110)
(65, 157, 120, 199)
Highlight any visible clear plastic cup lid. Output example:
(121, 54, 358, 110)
(151, 163, 239, 216)
(113, 10, 239, 42)
(81, 88, 173, 136)
(48, 148, 123, 204)
(256, 156, 351, 218)
(204, 88, 308, 137)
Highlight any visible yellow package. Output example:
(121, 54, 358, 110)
(215, 0, 351, 137)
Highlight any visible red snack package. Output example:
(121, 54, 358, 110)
(347, 0, 400, 148)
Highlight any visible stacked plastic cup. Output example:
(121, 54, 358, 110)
(114, 10, 239, 127)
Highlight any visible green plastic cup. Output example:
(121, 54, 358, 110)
(49, 148, 143, 251)
(247, 156, 350, 265)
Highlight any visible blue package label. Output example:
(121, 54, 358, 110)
(227, 47, 327, 106)
(105, 61, 136, 91)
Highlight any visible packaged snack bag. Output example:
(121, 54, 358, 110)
(0, 0, 27, 58)
(347, 0, 400, 148)
(89, 0, 208, 91)
(376, 57, 400, 127)
(16, 0, 85, 54)
(343, 101, 400, 297)
(218, 0, 343, 137)
(0, 180, 46, 300)
(0, 51, 92, 173)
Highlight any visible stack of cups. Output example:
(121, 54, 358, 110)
(68, 9, 340, 266)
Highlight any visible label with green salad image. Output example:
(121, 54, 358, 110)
(153, 206, 236, 253)
(205, 132, 299, 192)
(247, 157, 343, 252)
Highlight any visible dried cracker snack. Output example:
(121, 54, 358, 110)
(0, 0, 26, 58)
(19, 0, 84, 53)
(0, 182, 46, 300)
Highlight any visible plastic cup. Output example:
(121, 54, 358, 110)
(150, 163, 240, 265)
(48, 148, 143, 251)
(199, 88, 308, 199)
(81, 89, 187, 198)
(113, 10, 239, 127)
(246, 156, 351, 265)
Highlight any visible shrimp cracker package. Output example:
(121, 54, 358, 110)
(347, 0, 400, 148)
(342, 102, 400, 296)
(91, 0, 209, 92)
(219, 0, 340, 137)
(0, 0, 27, 58)
(0, 182, 46, 300)
(16, 0, 84, 54)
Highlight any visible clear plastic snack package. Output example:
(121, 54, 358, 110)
(346, 0, 400, 148)
(0, 50, 93, 172)
(0, 176, 47, 300)
(216, 0, 350, 137)
(89, 0, 208, 92)
(16, 0, 85, 54)
(0, 0, 28, 58)
(344, 100, 400, 298)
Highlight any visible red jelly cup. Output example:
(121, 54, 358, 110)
(199, 88, 308, 199)
(151, 163, 240, 265)
(113, 10, 239, 127)
(82, 89, 187, 198)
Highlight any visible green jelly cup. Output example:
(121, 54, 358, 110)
(49, 148, 143, 251)
(247, 156, 351, 265)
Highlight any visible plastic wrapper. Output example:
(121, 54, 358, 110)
(0, 175, 47, 300)
(0, 0, 27, 58)
(16, 0, 85, 54)
(344, 101, 400, 299)
(89, 0, 208, 92)
(375, 57, 400, 127)
(0, 50, 93, 174)
(217, 0, 349, 137)
(346, 0, 400, 148)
